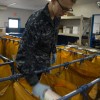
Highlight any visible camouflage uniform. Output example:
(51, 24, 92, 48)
(16, 3, 60, 86)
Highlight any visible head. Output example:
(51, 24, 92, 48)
(49, 0, 76, 17)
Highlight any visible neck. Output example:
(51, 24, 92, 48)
(48, 2, 55, 20)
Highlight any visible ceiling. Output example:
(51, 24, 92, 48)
(0, 0, 98, 10)
(0, 0, 49, 10)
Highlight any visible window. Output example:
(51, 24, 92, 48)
(9, 19, 18, 28)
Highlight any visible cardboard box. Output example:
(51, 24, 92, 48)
(72, 26, 79, 34)
(0, 28, 6, 36)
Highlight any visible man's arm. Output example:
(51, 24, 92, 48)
(50, 29, 58, 64)
(16, 23, 40, 86)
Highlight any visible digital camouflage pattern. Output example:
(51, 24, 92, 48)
(16, 3, 60, 86)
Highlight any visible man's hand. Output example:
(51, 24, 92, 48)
(32, 82, 50, 100)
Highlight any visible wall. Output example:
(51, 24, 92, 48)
(0, 0, 100, 28)
(73, 0, 100, 17)
(0, 8, 33, 28)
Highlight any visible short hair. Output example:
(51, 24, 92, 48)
(71, 0, 77, 3)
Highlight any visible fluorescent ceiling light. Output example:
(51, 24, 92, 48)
(9, 3, 16, 6)
(97, 0, 100, 7)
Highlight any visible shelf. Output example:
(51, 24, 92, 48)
(59, 15, 90, 45)
(61, 16, 89, 20)
(58, 33, 80, 37)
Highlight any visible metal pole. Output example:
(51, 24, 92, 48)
(0, 55, 15, 74)
(58, 78, 100, 100)
(0, 74, 23, 82)
(0, 62, 14, 66)
(34, 53, 100, 74)
(0, 55, 13, 62)
(0, 53, 99, 82)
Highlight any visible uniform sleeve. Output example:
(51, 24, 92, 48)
(51, 17, 60, 54)
(16, 23, 40, 86)
(51, 29, 58, 54)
